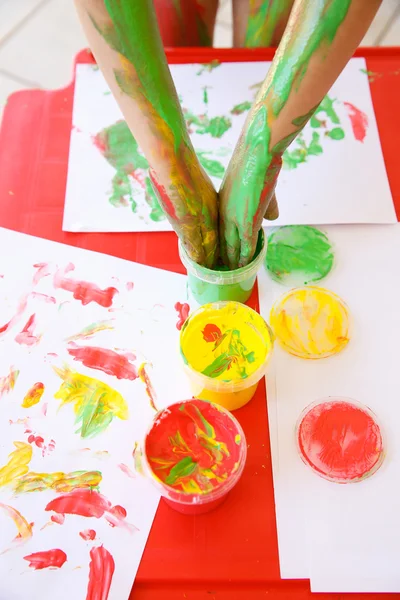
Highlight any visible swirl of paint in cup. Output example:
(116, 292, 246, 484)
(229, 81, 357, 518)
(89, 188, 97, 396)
(265, 225, 334, 286)
(296, 398, 384, 483)
(143, 399, 247, 514)
(270, 286, 350, 359)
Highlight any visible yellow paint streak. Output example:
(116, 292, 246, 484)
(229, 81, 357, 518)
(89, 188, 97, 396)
(0, 442, 32, 488)
(22, 384, 44, 408)
(14, 470, 102, 494)
(0, 502, 33, 541)
(270, 286, 350, 359)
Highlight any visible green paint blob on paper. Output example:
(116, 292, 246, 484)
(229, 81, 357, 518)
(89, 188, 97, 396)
(196, 60, 221, 76)
(184, 108, 232, 139)
(283, 131, 323, 169)
(265, 225, 334, 285)
(231, 101, 252, 115)
(197, 152, 226, 179)
(144, 177, 164, 221)
(327, 127, 345, 140)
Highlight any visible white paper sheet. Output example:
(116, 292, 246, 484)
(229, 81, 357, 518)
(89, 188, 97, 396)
(259, 223, 400, 590)
(63, 59, 395, 233)
(0, 227, 191, 600)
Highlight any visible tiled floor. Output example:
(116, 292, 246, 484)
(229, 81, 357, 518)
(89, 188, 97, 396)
(0, 0, 399, 121)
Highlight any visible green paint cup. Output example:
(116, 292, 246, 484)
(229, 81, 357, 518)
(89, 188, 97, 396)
(179, 229, 266, 304)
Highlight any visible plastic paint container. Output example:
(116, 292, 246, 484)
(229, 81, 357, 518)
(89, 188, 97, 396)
(296, 397, 385, 483)
(179, 301, 273, 411)
(143, 399, 247, 514)
(178, 229, 266, 304)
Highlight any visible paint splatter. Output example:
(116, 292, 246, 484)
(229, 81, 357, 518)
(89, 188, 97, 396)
(231, 101, 252, 115)
(196, 59, 220, 75)
(67, 344, 138, 381)
(31, 292, 56, 304)
(118, 463, 135, 479)
(138, 363, 157, 411)
(265, 226, 334, 285)
(270, 287, 350, 359)
(298, 399, 384, 482)
(175, 302, 190, 330)
(33, 262, 51, 284)
(53, 264, 118, 307)
(126, 282, 134, 291)
(0, 293, 29, 336)
(15, 314, 41, 346)
(80, 529, 96, 541)
(54, 366, 128, 438)
(22, 382, 45, 408)
(24, 549, 67, 570)
(14, 469, 102, 494)
(85, 545, 115, 600)
(0, 442, 32, 488)
(0, 503, 33, 547)
(184, 109, 232, 139)
(0, 366, 19, 398)
(343, 102, 369, 142)
(51, 514, 65, 525)
(66, 320, 115, 342)
(27, 435, 45, 449)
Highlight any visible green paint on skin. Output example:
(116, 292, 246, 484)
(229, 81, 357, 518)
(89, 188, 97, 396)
(221, 0, 351, 267)
(231, 101, 252, 115)
(144, 176, 165, 221)
(197, 152, 225, 179)
(245, 0, 293, 47)
(265, 225, 334, 285)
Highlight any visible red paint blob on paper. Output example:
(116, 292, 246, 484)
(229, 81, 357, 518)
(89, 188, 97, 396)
(79, 529, 96, 541)
(24, 549, 67, 570)
(51, 514, 65, 525)
(67, 344, 138, 380)
(54, 264, 118, 307)
(85, 545, 115, 600)
(175, 302, 190, 330)
(343, 102, 369, 142)
(297, 399, 384, 483)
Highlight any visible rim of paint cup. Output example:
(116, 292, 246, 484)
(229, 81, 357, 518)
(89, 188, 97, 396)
(295, 397, 385, 484)
(179, 301, 274, 394)
(142, 399, 247, 506)
(178, 229, 266, 285)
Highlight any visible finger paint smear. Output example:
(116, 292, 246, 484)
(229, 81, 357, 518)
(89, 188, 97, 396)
(180, 302, 273, 410)
(270, 287, 350, 359)
(24, 549, 67, 570)
(145, 399, 246, 513)
(22, 382, 45, 408)
(266, 225, 334, 286)
(297, 399, 384, 483)
(85, 545, 115, 600)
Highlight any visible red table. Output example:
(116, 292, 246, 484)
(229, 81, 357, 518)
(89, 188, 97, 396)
(0, 47, 400, 600)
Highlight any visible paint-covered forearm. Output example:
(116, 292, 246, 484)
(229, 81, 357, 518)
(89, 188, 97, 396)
(74, 0, 218, 268)
(220, 0, 382, 269)
(233, 0, 295, 48)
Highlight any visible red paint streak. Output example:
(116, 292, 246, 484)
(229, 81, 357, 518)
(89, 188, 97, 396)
(149, 169, 176, 221)
(24, 549, 67, 570)
(343, 102, 369, 142)
(118, 463, 135, 479)
(126, 281, 134, 291)
(138, 363, 158, 411)
(175, 302, 190, 330)
(15, 314, 41, 346)
(85, 546, 115, 600)
(53, 264, 118, 307)
(51, 514, 65, 525)
(105, 505, 126, 528)
(0, 293, 29, 336)
(80, 529, 96, 541)
(67, 343, 138, 380)
(33, 263, 51, 285)
(31, 292, 56, 304)
(298, 399, 384, 482)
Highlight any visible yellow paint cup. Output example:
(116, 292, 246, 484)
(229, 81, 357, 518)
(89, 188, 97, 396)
(179, 302, 273, 411)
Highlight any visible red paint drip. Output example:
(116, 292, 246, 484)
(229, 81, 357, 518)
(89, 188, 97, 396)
(24, 549, 67, 570)
(54, 264, 118, 307)
(343, 102, 369, 142)
(85, 545, 115, 600)
(298, 399, 384, 482)
(174, 302, 190, 330)
(149, 169, 177, 221)
(79, 529, 96, 541)
(67, 344, 138, 380)
(15, 314, 41, 346)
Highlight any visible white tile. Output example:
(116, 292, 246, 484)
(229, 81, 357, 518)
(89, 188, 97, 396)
(0, 0, 88, 90)
(380, 9, 400, 45)
(361, 0, 399, 45)
(216, 0, 232, 27)
(214, 22, 232, 48)
(0, 73, 31, 124)
(0, 0, 45, 44)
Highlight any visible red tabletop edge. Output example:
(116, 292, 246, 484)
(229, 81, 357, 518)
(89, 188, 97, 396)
(0, 47, 400, 600)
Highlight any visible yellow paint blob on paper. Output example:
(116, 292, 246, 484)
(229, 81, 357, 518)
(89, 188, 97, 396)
(0, 442, 32, 488)
(270, 286, 350, 359)
(22, 382, 45, 408)
(180, 302, 273, 410)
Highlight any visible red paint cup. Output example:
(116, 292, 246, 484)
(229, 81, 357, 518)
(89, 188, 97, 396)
(143, 399, 247, 515)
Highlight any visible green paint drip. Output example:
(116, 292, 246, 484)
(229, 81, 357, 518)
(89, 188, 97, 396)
(231, 101, 252, 115)
(265, 225, 334, 285)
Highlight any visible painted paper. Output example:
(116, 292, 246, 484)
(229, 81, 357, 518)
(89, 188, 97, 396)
(63, 58, 395, 233)
(259, 223, 400, 591)
(0, 227, 191, 599)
